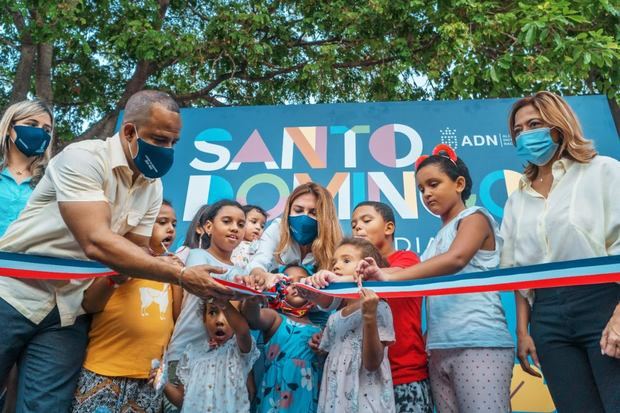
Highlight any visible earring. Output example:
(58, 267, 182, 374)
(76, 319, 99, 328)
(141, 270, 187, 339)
(198, 237, 202, 250)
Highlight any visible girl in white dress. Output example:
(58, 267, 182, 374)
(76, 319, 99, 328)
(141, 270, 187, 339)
(315, 238, 396, 413)
(163, 299, 259, 413)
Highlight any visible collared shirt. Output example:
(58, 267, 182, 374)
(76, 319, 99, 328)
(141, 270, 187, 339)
(0, 168, 33, 237)
(0, 134, 163, 326)
(247, 218, 316, 272)
(499, 156, 620, 304)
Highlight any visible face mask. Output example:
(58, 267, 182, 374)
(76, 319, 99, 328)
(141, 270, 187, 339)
(12, 125, 51, 157)
(515, 127, 559, 166)
(129, 126, 174, 178)
(289, 214, 318, 246)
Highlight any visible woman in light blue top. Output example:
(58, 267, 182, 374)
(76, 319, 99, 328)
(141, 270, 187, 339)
(357, 144, 514, 413)
(0, 99, 54, 237)
(0, 99, 54, 410)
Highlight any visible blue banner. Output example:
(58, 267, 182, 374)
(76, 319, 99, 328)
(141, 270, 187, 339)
(161, 95, 619, 413)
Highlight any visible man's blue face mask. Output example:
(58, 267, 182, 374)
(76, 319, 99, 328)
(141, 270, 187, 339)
(288, 214, 318, 246)
(129, 126, 174, 179)
(515, 127, 559, 166)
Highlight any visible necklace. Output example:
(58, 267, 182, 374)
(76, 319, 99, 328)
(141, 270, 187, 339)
(538, 173, 552, 182)
(11, 167, 24, 176)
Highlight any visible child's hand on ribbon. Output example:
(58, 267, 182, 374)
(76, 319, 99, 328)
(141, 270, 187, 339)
(302, 270, 338, 289)
(355, 257, 387, 282)
(360, 288, 380, 317)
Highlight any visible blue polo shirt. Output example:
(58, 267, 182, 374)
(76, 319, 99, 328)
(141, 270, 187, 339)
(0, 168, 33, 237)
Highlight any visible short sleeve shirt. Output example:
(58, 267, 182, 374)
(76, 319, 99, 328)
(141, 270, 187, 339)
(0, 134, 163, 326)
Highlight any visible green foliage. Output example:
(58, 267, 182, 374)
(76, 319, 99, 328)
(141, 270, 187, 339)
(0, 0, 617, 142)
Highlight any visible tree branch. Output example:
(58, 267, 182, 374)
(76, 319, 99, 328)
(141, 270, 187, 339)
(73, 0, 172, 143)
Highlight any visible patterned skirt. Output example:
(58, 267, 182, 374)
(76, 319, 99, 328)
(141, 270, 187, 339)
(71, 368, 162, 413)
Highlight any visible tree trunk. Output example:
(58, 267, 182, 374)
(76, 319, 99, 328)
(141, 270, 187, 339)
(35, 43, 54, 104)
(9, 43, 35, 104)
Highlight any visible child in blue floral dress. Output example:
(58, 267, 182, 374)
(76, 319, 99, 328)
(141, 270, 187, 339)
(241, 267, 322, 412)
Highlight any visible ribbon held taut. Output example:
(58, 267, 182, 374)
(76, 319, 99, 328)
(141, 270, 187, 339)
(1, 251, 619, 298)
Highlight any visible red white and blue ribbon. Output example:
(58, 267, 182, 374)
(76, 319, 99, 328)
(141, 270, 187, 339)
(1, 250, 619, 298)
(0, 251, 117, 280)
(294, 255, 620, 299)
(0, 250, 273, 297)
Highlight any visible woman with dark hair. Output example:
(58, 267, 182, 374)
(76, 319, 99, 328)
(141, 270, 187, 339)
(501, 91, 620, 412)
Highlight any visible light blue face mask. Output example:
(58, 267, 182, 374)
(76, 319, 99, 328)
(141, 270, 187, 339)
(515, 127, 559, 166)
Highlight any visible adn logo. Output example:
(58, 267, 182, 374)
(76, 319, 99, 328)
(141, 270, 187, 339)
(440, 127, 514, 148)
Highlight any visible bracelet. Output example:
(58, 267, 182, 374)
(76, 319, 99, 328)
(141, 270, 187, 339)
(178, 267, 187, 288)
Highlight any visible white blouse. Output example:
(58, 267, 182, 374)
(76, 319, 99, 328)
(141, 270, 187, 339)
(500, 156, 620, 304)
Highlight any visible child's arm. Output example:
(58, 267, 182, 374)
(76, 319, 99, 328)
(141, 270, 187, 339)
(81, 276, 128, 314)
(360, 288, 387, 372)
(359, 213, 492, 281)
(163, 383, 184, 408)
(220, 300, 253, 354)
(240, 297, 281, 342)
(246, 371, 256, 403)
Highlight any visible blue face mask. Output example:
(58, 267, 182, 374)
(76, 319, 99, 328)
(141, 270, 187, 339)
(289, 214, 318, 246)
(129, 127, 174, 178)
(12, 125, 51, 157)
(515, 127, 559, 166)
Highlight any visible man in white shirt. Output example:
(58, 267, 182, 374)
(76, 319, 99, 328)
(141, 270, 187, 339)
(0, 90, 235, 412)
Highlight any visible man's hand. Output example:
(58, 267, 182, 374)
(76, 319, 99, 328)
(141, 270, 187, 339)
(180, 265, 235, 300)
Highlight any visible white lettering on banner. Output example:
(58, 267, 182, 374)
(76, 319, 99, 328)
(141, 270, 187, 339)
(190, 140, 230, 171)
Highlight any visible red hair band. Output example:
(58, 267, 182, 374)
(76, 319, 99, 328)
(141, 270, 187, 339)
(415, 144, 458, 170)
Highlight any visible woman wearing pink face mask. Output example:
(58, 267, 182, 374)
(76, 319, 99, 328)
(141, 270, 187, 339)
(500, 91, 620, 412)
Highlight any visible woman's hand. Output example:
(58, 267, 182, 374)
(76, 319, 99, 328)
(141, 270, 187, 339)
(240, 270, 284, 291)
(516, 333, 542, 377)
(355, 257, 387, 282)
(600, 304, 620, 358)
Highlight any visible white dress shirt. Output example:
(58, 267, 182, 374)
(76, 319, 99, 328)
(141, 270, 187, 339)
(0, 134, 162, 326)
(500, 155, 620, 304)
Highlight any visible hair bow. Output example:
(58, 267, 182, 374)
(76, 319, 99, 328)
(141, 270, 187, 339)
(414, 144, 458, 170)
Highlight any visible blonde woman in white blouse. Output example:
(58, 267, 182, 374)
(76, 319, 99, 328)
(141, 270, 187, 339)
(500, 91, 620, 413)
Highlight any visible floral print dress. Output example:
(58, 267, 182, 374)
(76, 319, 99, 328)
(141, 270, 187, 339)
(257, 314, 322, 412)
(317, 301, 396, 413)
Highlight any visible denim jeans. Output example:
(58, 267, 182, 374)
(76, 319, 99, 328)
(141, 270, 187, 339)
(0, 298, 89, 413)
(530, 283, 620, 413)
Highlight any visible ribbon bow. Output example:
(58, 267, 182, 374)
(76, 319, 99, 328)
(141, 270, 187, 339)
(415, 144, 458, 170)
